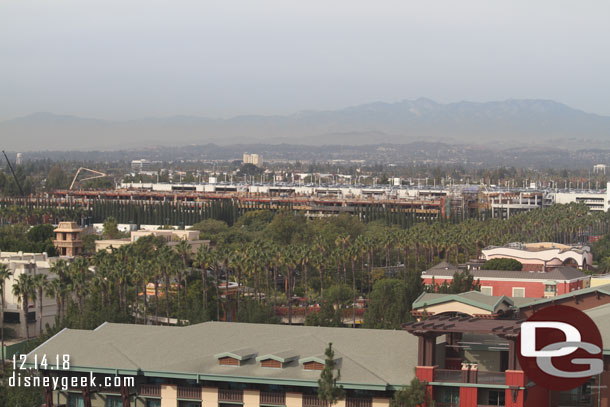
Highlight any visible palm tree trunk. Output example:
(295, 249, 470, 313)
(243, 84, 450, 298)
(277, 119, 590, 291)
(142, 282, 149, 324)
(154, 278, 160, 325)
(214, 267, 221, 321)
(164, 272, 170, 322)
(38, 287, 43, 336)
(201, 269, 207, 311)
(1, 288, 5, 371)
(351, 257, 356, 327)
(24, 299, 30, 342)
(287, 267, 292, 325)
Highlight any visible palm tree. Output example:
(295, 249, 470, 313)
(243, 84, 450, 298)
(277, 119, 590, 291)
(0, 263, 13, 369)
(69, 257, 91, 315)
(12, 273, 36, 341)
(44, 278, 63, 323)
(33, 273, 48, 336)
(195, 245, 213, 314)
(174, 239, 192, 305)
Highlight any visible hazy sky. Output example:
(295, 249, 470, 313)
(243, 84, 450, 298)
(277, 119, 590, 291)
(2, 0, 610, 120)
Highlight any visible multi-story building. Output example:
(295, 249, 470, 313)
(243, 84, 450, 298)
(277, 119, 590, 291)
(422, 262, 589, 298)
(27, 322, 415, 407)
(553, 184, 610, 212)
(95, 229, 209, 253)
(131, 159, 155, 172)
(481, 242, 593, 271)
(243, 153, 263, 166)
(0, 251, 59, 339)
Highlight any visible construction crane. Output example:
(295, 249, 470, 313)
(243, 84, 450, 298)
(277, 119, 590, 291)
(69, 167, 107, 190)
(2, 150, 24, 195)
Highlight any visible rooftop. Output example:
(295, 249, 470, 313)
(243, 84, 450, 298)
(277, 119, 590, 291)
(26, 321, 418, 390)
(412, 291, 514, 313)
(422, 264, 587, 281)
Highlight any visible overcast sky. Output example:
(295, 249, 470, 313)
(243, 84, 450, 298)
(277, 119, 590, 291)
(1, 0, 610, 120)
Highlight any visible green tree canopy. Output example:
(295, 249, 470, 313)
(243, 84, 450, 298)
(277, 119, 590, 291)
(481, 258, 523, 271)
(318, 343, 345, 405)
(392, 377, 428, 407)
(364, 278, 421, 329)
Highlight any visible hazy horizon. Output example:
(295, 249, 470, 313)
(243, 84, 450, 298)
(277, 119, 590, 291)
(2, 1, 610, 121)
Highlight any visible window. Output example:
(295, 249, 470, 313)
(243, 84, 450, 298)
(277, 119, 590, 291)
(544, 283, 557, 293)
(146, 400, 161, 407)
(106, 396, 123, 407)
(178, 402, 202, 407)
(512, 287, 525, 297)
(480, 286, 493, 296)
(488, 390, 505, 406)
(436, 386, 459, 404)
(68, 394, 84, 407)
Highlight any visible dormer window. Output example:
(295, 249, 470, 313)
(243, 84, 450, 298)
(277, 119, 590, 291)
(214, 348, 257, 367)
(255, 351, 298, 369)
(299, 355, 340, 371)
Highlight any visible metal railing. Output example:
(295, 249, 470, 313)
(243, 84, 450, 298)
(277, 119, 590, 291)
(302, 394, 329, 407)
(434, 369, 463, 383)
(139, 384, 161, 397)
(177, 386, 202, 400)
(260, 392, 286, 405)
(218, 389, 243, 403)
(345, 398, 372, 407)
(477, 371, 506, 385)
(556, 393, 593, 407)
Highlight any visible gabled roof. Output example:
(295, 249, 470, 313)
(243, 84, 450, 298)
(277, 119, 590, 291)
(298, 355, 328, 365)
(412, 291, 514, 313)
(25, 321, 418, 390)
(256, 350, 299, 364)
(214, 348, 257, 361)
(422, 264, 587, 281)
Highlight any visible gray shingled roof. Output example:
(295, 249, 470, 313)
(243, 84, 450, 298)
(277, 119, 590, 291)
(585, 303, 610, 353)
(423, 265, 587, 281)
(26, 321, 418, 390)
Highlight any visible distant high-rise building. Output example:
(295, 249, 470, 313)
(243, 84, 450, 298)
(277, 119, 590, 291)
(242, 153, 263, 166)
(15, 152, 22, 165)
(131, 159, 153, 172)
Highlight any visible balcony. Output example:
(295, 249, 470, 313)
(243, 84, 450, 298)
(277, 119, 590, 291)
(260, 392, 286, 406)
(434, 369, 463, 383)
(139, 384, 161, 398)
(345, 398, 372, 407)
(556, 393, 593, 407)
(177, 386, 202, 400)
(477, 371, 506, 385)
(302, 395, 328, 407)
(218, 389, 243, 403)
(433, 368, 506, 385)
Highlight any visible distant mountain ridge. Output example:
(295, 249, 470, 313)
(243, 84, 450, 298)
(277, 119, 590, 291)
(2, 98, 609, 151)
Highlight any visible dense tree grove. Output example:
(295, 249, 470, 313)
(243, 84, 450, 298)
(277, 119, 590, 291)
(1, 202, 609, 403)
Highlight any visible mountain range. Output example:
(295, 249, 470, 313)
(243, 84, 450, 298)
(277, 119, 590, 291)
(2, 98, 609, 151)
